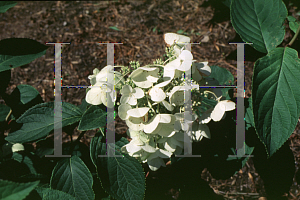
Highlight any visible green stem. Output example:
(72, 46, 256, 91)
(146, 95, 155, 113)
(289, 25, 300, 46)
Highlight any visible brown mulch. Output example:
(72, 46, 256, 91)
(1, 0, 300, 199)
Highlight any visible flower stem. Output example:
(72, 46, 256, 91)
(289, 25, 300, 46)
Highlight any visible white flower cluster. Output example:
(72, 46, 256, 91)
(85, 65, 124, 108)
(85, 33, 236, 171)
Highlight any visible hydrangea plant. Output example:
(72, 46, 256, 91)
(85, 33, 236, 171)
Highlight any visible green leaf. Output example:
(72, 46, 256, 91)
(50, 156, 94, 200)
(222, 0, 231, 7)
(109, 26, 120, 31)
(208, 65, 234, 85)
(16, 85, 40, 104)
(177, 30, 184, 34)
(90, 132, 145, 200)
(0, 179, 39, 200)
(287, 16, 300, 34)
(0, 1, 17, 13)
(12, 152, 37, 174)
(35, 187, 76, 200)
(252, 47, 300, 157)
(0, 38, 48, 73)
(0, 104, 10, 122)
(5, 102, 83, 143)
(78, 98, 90, 113)
(78, 105, 107, 131)
(230, 0, 287, 53)
(245, 97, 255, 131)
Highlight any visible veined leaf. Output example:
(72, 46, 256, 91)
(50, 156, 94, 200)
(230, 0, 287, 53)
(90, 132, 145, 200)
(5, 102, 83, 143)
(252, 47, 300, 157)
(78, 105, 107, 131)
(0, 179, 39, 200)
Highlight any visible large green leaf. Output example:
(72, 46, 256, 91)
(0, 38, 48, 72)
(230, 0, 287, 53)
(5, 102, 83, 143)
(50, 156, 94, 200)
(0, 179, 39, 200)
(35, 187, 76, 200)
(90, 132, 145, 200)
(0, 1, 17, 13)
(252, 47, 300, 157)
(78, 105, 107, 131)
(208, 65, 234, 86)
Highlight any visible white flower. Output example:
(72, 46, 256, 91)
(143, 114, 176, 137)
(146, 148, 173, 171)
(174, 112, 197, 131)
(199, 100, 236, 123)
(157, 131, 184, 153)
(191, 122, 211, 141)
(120, 85, 144, 105)
(127, 107, 149, 118)
(85, 83, 116, 108)
(118, 103, 131, 120)
(12, 143, 24, 152)
(121, 137, 156, 157)
(125, 107, 149, 131)
(95, 65, 123, 84)
(88, 68, 100, 85)
(148, 87, 174, 111)
(169, 86, 185, 106)
(129, 67, 159, 88)
(165, 50, 193, 72)
(164, 33, 190, 47)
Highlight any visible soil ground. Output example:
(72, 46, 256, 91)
(1, 1, 300, 199)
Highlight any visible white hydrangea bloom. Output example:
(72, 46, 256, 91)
(143, 114, 175, 137)
(191, 122, 211, 141)
(157, 131, 184, 153)
(85, 83, 116, 108)
(146, 148, 173, 171)
(168, 86, 185, 106)
(199, 100, 236, 123)
(148, 87, 173, 111)
(165, 50, 193, 72)
(164, 33, 190, 47)
(120, 85, 144, 105)
(129, 67, 159, 88)
(174, 112, 197, 131)
(118, 103, 131, 120)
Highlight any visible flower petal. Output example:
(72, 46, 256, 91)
(85, 87, 103, 105)
(118, 104, 131, 120)
(161, 100, 174, 111)
(149, 87, 166, 102)
(144, 115, 160, 134)
(127, 107, 149, 118)
(211, 102, 226, 121)
(132, 87, 144, 99)
(126, 117, 145, 131)
(121, 85, 132, 95)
